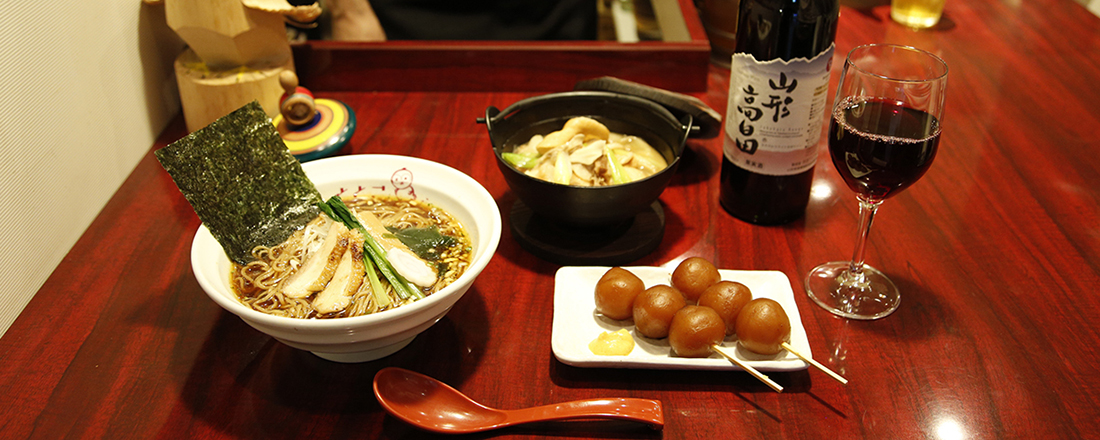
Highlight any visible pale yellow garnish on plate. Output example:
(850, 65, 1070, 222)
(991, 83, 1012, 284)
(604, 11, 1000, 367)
(588, 329, 635, 356)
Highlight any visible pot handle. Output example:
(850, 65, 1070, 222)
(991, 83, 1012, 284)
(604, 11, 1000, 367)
(575, 76, 721, 139)
(678, 114, 696, 157)
(477, 106, 504, 152)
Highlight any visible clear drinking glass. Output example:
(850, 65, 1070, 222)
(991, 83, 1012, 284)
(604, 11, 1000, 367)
(890, 0, 946, 29)
(806, 44, 948, 320)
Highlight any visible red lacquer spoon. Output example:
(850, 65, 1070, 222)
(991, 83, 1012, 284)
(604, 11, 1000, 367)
(373, 367, 664, 434)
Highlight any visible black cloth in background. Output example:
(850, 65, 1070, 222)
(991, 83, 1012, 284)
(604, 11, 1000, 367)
(368, 0, 598, 40)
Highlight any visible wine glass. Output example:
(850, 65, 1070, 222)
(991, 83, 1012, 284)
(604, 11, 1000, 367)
(805, 44, 948, 320)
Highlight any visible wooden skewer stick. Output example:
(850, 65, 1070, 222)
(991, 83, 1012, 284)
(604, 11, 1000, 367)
(712, 345, 783, 392)
(780, 342, 848, 385)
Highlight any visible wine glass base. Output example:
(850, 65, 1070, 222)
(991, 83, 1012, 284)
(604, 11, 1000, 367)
(805, 262, 900, 320)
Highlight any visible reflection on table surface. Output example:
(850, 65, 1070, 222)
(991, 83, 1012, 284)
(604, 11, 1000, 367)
(2, 0, 1100, 438)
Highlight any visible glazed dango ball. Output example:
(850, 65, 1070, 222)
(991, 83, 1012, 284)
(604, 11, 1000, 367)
(671, 257, 722, 302)
(734, 298, 791, 355)
(697, 281, 752, 336)
(668, 305, 726, 358)
(594, 267, 646, 320)
(633, 285, 687, 339)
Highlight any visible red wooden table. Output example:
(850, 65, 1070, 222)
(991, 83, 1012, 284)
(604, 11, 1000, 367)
(3, 0, 1100, 438)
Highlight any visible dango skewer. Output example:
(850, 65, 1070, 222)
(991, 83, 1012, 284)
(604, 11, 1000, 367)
(736, 298, 848, 385)
(665, 304, 785, 392)
(691, 281, 784, 391)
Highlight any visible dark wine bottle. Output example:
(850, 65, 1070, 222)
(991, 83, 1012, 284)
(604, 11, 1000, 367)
(718, 0, 840, 225)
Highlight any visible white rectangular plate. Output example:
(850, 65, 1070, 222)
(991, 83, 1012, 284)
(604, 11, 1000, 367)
(552, 266, 810, 371)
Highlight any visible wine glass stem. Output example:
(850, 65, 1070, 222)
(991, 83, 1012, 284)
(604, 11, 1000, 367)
(845, 197, 883, 287)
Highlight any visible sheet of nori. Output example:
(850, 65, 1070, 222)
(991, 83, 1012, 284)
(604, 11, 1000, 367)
(154, 101, 323, 265)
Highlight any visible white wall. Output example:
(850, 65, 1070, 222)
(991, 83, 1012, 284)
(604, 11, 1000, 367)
(0, 1, 183, 337)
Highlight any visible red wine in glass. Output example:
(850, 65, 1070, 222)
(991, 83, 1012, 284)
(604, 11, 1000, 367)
(805, 44, 948, 320)
(829, 98, 940, 201)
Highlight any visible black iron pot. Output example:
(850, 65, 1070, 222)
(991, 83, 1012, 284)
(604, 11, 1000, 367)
(480, 91, 694, 228)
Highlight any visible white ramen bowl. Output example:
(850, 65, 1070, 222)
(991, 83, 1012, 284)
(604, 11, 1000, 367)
(190, 154, 502, 363)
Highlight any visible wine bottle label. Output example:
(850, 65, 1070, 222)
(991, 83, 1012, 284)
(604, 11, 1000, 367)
(723, 45, 834, 176)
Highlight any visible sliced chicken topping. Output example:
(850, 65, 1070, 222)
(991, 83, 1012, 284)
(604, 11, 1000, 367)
(312, 231, 366, 315)
(354, 210, 439, 287)
(282, 221, 350, 298)
(386, 248, 437, 288)
(354, 210, 406, 251)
